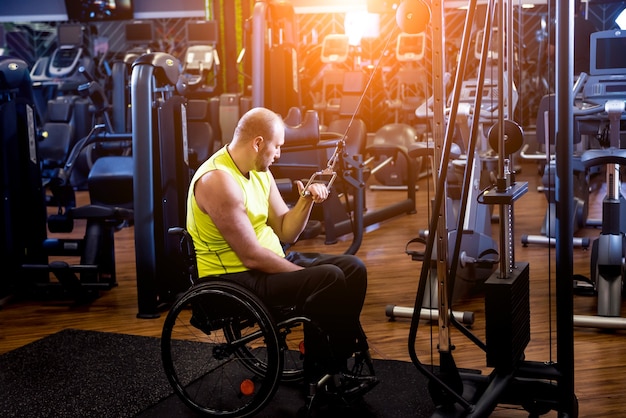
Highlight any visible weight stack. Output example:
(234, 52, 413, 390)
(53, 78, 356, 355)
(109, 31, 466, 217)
(484, 261, 531, 372)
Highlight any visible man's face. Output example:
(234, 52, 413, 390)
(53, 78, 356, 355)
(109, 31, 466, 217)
(255, 124, 284, 172)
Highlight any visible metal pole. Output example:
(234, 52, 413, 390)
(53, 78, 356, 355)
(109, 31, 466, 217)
(555, 0, 576, 414)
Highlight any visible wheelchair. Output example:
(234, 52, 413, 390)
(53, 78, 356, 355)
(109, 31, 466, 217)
(160, 227, 376, 417)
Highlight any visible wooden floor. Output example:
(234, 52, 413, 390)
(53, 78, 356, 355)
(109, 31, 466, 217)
(1, 159, 625, 417)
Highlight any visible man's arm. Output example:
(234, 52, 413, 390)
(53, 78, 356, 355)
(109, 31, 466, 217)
(194, 170, 302, 273)
(267, 175, 329, 244)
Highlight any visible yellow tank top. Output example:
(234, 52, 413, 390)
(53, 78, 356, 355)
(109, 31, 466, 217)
(186, 145, 285, 276)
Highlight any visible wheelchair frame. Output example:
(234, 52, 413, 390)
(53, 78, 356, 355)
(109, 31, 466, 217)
(160, 227, 310, 417)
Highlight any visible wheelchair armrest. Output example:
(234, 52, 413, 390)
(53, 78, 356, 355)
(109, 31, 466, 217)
(167, 227, 199, 286)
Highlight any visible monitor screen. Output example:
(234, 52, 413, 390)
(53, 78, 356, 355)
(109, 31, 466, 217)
(321, 34, 349, 63)
(396, 32, 425, 62)
(125, 21, 153, 45)
(57, 24, 83, 47)
(65, 0, 133, 22)
(474, 28, 499, 61)
(186, 20, 218, 45)
(590, 30, 626, 76)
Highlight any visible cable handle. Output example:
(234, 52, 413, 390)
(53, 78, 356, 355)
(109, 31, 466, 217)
(300, 169, 338, 197)
(300, 137, 344, 197)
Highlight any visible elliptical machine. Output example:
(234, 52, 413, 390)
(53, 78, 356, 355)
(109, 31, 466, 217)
(583, 100, 626, 320)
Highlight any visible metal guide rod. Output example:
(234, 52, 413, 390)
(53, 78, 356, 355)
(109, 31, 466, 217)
(407, 0, 482, 409)
(387, 305, 475, 326)
(555, 0, 576, 413)
(495, 0, 516, 278)
(446, 0, 495, 298)
(574, 314, 626, 329)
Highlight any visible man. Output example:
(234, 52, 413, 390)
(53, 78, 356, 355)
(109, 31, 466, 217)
(186, 106, 378, 399)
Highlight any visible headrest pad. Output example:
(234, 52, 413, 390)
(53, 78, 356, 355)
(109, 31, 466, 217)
(0, 57, 30, 91)
(283, 110, 320, 147)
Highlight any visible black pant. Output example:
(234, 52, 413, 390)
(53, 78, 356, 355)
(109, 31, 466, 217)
(217, 252, 368, 368)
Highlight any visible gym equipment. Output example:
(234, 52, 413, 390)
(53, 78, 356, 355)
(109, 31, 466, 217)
(580, 99, 626, 323)
(184, 97, 220, 170)
(250, 0, 301, 117)
(312, 34, 351, 127)
(161, 227, 376, 417)
(519, 74, 593, 248)
(38, 95, 82, 183)
(77, 65, 135, 210)
(399, 0, 578, 415)
(177, 20, 222, 168)
(180, 20, 220, 96)
(274, 51, 418, 250)
(384, 32, 428, 125)
(271, 108, 370, 252)
(385, 139, 498, 326)
(367, 123, 421, 190)
(29, 24, 96, 185)
(131, 52, 193, 318)
(370, 32, 428, 191)
(30, 23, 92, 85)
(564, 30, 626, 329)
(30, 23, 95, 110)
(1, 56, 132, 302)
(111, 20, 155, 134)
(0, 25, 5, 56)
(387, 27, 506, 323)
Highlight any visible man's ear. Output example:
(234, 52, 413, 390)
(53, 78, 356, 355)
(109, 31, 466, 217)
(252, 136, 264, 151)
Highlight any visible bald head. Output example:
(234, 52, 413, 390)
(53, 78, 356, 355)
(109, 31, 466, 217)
(227, 107, 285, 174)
(232, 107, 284, 147)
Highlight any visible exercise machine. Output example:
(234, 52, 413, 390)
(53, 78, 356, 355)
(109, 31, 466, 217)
(181, 20, 220, 96)
(250, 0, 301, 117)
(567, 30, 626, 329)
(111, 20, 155, 134)
(576, 98, 626, 327)
(396, 0, 578, 415)
(179, 20, 222, 169)
(387, 26, 506, 323)
(131, 52, 193, 318)
(371, 32, 428, 191)
(312, 34, 351, 128)
(1, 56, 131, 303)
(29, 24, 96, 187)
(30, 23, 94, 113)
(519, 76, 592, 248)
(384, 32, 428, 126)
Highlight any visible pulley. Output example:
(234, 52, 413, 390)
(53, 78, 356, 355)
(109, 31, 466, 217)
(396, 0, 431, 34)
(488, 120, 524, 155)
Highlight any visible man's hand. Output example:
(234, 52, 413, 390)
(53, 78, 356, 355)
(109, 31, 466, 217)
(296, 180, 329, 204)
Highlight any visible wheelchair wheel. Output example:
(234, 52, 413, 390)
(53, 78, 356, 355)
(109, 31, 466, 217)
(161, 281, 283, 417)
(275, 314, 307, 382)
(225, 306, 306, 384)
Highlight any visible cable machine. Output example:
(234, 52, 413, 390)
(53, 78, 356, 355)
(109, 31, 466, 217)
(397, 0, 577, 415)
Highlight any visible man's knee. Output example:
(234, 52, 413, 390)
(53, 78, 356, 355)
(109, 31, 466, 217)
(337, 254, 366, 275)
